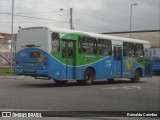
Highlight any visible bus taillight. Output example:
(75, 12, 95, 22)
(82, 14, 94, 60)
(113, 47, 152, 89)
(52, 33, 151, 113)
(44, 58, 48, 65)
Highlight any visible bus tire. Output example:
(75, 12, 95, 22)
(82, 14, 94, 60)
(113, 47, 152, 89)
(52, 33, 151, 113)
(54, 80, 68, 85)
(84, 68, 94, 85)
(131, 69, 141, 83)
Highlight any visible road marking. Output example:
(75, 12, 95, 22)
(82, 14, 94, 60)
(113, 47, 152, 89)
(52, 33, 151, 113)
(122, 86, 141, 90)
(102, 85, 141, 90)
(103, 87, 121, 90)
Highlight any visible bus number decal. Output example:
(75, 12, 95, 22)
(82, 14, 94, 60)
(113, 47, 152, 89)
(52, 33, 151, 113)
(20, 53, 26, 57)
(106, 60, 111, 67)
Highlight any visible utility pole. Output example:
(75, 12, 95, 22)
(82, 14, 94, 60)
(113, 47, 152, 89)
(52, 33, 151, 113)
(130, 3, 138, 38)
(11, 0, 14, 71)
(70, 8, 73, 30)
(60, 8, 73, 30)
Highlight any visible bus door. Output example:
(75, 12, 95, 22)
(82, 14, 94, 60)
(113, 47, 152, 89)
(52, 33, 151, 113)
(114, 46, 122, 77)
(62, 40, 75, 79)
(144, 48, 152, 77)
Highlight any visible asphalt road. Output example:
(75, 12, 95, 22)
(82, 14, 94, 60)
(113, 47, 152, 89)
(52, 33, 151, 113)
(0, 76, 159, 118)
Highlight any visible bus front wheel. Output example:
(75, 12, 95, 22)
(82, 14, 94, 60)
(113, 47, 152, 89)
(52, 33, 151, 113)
(131, 69, 141, 83)
(84, 68, 94, 85)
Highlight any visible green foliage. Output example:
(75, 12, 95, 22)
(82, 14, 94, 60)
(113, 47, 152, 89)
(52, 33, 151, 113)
(0, 67, 14, 76)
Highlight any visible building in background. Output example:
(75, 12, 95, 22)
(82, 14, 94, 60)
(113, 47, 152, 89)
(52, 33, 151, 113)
(0, 33, 16, 66)
(102, 30, 160, 48)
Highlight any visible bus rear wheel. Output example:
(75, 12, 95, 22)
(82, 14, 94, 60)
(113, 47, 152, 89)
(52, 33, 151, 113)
(84, 68, 94, 85)
(131, 69, 141, 83)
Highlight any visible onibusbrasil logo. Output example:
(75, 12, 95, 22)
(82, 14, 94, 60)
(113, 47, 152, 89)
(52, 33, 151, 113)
(1, 112, 42, 118)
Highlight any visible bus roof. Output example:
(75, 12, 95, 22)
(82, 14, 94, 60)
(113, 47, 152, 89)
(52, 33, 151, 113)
(21, 26, 150, 45)
(50, 27, 150, 45)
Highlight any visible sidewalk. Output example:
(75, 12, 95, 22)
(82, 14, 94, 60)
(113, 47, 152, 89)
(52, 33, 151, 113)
(0, 75, 24, 79)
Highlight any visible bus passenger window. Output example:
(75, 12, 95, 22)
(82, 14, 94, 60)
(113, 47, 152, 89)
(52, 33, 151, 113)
(51, 33, 60, 52)
(78, 37, 86, 53)
(98, 39, 112, 56)
(123, 42, 134, 57)
(135, 44, 144, 57)
(80, 37, 96, 54)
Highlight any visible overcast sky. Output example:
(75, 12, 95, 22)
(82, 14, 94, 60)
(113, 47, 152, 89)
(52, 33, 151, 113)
(0, 0, 159, 33)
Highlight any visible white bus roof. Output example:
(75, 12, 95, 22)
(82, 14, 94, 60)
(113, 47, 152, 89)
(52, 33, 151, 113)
(21, 26, 150, 45)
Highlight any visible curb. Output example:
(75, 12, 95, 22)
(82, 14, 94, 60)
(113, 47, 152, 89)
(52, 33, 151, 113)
(0, 76, 24, 79)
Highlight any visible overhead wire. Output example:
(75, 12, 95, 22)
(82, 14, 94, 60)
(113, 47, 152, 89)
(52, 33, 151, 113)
(0, 21, 69, 24)
(14, 10, 60, 15)
(0, 12, 68, 22)
(0, 5, 60, 12)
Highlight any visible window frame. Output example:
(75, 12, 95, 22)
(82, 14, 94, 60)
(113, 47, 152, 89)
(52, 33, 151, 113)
(135, 43, 144, 57)
(123, 42, 135, 57)
(51, 32, 60, 52)
(97, 38, 112, 56)
(79, 37, 97, 55)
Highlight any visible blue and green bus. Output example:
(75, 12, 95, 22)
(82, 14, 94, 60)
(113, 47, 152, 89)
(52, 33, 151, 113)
(16, 26, 152, 85)
(151, 48, 160, 74)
